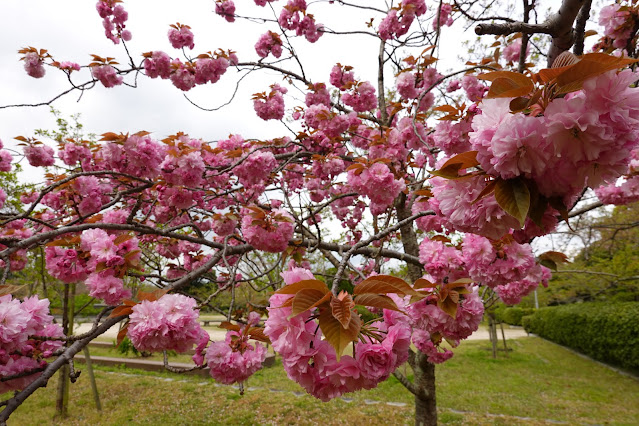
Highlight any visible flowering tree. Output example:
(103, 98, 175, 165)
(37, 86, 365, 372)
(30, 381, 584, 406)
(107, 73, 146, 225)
(2, 0, 639, 425)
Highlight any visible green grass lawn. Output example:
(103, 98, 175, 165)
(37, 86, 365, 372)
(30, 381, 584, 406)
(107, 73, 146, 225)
(4, 337, 639, 425)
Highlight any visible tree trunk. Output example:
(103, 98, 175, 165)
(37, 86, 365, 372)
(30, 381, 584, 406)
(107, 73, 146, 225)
(488, 313, 498, 359)
(55, 282, 75, 418)
(396, 195, 438, 425)
(413, 352, 438, 426)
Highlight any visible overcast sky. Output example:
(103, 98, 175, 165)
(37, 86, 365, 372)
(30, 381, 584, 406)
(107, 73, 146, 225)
(0, 1, 388, 152)
(0, 1, 582, 180)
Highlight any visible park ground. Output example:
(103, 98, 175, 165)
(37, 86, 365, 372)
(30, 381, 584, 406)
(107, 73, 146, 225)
(4, 335, 639, 425)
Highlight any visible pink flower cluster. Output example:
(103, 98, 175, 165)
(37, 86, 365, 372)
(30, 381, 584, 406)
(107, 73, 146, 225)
(278, 0, 323, 43)
(264, 269, 411, 401)
(461, 74, 488, 102)
(502, 38, 529, 63)
(470, 70, 639, 204)
(23, 144, 55, 167)
(215, 0, 236, 23)
(305, 82, 331, 107)
(45, 246, 89, 283)
(205, 329, 267, 384)
(0, 140, 12, 172)
(255, 31, 283, 58)
(431, 175, 519, 240)
(378, 0, 427, 40)
(91, 65, 123, 88)
(235, 151, 277, 188)
(599, 3, 635, 49)
(418, 239, 465, 283)
(241, 208, 294, 252)
(96, 0, 131, 44)
(23, 52, 45, 79)
(342, 81, 377, 112)
(433, 3, 454, 29)
(78, 229, 141, 305)
(101, 133, 166, 179)
(168, 24, 195, 50)
(329, 64, 355, 90)
(254, 84, 287, 120)
(462, 234, 536, 288)
(0, 221, 31, 272)
(128, 294, 205, 353)
(143, 51, 171, 79)
(432, 117, 473, 155)
(595, 176, 639, 205)
(495, 264, 551, 305)
(347, 163, 406, 215)
(143, 52, 230, 91)
(304, 104, 359, 139)
(58, 141, 91, 166)
(406, 288, 484, 361)
(0, 295, 64, 394)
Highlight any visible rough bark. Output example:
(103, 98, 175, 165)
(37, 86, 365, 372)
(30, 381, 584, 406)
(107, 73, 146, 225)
(474, 0, 590, 66)
(396, 194, 437, 426)
(414, 352, 438, 426)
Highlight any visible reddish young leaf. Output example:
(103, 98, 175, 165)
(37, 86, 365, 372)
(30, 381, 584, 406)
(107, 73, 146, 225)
(137, 288, 168, 302)
(275, 279, 330, 296)
(274, 297, 294, 309)
(554, 53, 639, 94)
(108, 305, 134, 319)
(472, 179, 497, 205)
(248, 327, 271, 343)
(433, 105, 457, 114)
(430, 163, 465, 179)
(538, 251, 570, 271)
(447, 278, 474, 286)
(0, 284, 26, 297)
(413, 278, 437, 289)
(494, 177, 530, 227)
(290, 288, 331, 317)
(353, 275, 423, 297)
(438, 151, 479, 171)
(479, 71, 534, 98)
(330, 291, 355, 329)
(551, 51, 580, 68)
(219, 321, 241, 332)
(116, 322, 129, 347)
(437, 296, 458, 318)
(113, 234, 133, 245)
(353, 294, 403, 312)
(318, 307, 361, 360)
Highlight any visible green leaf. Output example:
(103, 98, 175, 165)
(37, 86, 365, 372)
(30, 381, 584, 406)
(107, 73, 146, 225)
(494, 178, 530, 227)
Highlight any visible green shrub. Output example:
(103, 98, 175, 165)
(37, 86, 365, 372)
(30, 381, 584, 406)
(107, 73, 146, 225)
(494, 306, 535, 326)
(523, 302, 639, 372)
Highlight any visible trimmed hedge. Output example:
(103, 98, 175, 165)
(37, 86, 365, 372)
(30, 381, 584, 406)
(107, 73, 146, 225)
(523, 302, 639, 372)
(494, 306, 535, 326)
